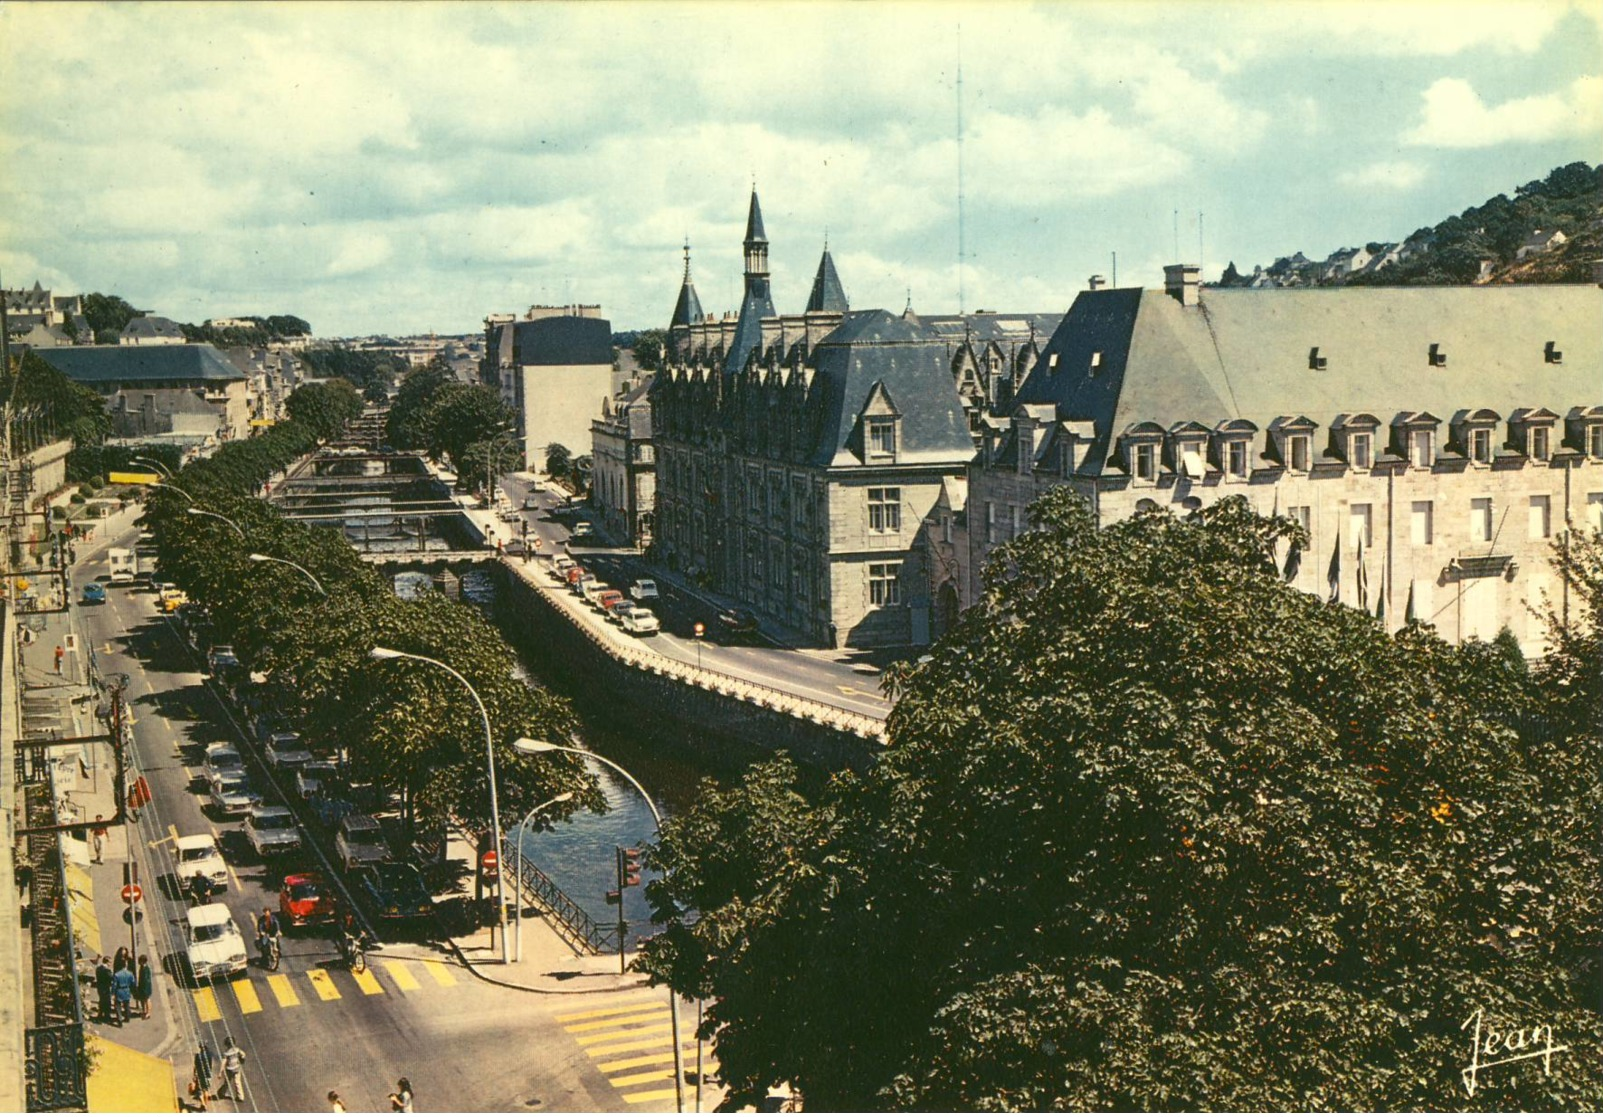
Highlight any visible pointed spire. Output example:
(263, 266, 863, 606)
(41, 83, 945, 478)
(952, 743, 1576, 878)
(806, 244, 849, 313)
(744, 188, 767, 245)
(670, 240, 704, 330)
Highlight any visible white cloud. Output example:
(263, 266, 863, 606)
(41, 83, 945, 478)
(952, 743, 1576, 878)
(327, 233, 394, 277)
(1338, 160, 1428, 190)
(1404, 74, 1603, 147)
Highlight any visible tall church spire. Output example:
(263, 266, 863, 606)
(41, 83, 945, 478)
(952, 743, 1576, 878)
(725, 188, 777, 376)
(670, 239, 703, 331)
(743, 188, 769, 278)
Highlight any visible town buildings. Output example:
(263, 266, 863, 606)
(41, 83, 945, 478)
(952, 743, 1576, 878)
(484, 306, 614, 473)
(2, 282, 89, 346)
(966, 266, 1603, 655)
(33, 344, 253, 447)
(590, 378, 656, 548)
(117, 315, 185, 345)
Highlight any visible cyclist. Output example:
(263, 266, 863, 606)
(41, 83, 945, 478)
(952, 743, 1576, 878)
(189, 871, 214, 908)
(254, 907, 282, 968)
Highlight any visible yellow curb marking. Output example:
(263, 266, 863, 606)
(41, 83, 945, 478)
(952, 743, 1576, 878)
(351, 966, 384, 996)
(306, 969, 341, 1001)
(193, 987, 221, 1022)
(578, 1024, 674, 1050)
(567, 1010, 669, 1033)
(266, 974, 300, 1007)
(555, 999, 662, 1022)
(230, 977, 262, 1014)
(422, 961, 456, 987)
(383, 961, 420, 991)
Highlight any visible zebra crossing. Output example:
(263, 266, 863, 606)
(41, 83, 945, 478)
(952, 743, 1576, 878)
(555, 996, 717, 1108)
(191, 958, 459, 1021)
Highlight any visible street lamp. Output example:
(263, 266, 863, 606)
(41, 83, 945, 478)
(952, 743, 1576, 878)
(370, 647, 509, 964)
(186, 507, 245, 540)
(488, 428, 519, 507)
(513, 737, 684, 1112)
(148, 480, 196, 503)
(247, 553, 326, 596)
(129, 456, 173, 478)
(510, 790, 576, 961)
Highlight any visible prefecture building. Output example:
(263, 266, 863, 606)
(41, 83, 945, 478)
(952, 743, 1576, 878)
(967, 265, 1603, 654)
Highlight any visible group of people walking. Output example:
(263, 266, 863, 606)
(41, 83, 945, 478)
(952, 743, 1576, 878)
(91, 947, 152, 1025)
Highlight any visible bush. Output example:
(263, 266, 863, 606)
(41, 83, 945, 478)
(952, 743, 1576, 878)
(86, 476, 105, 491)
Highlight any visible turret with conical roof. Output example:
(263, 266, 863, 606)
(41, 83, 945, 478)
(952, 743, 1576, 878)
(725, 187, 778, 376)
(668, 241, 704, 363)
(806, 244, 848, 314)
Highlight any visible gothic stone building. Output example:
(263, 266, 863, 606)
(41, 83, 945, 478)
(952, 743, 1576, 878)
(968, 265, 1603, 655)
(652, 190, 1057, 648)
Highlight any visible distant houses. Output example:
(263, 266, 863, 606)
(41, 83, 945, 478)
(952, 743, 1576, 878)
(1516, 228, 1568, 260)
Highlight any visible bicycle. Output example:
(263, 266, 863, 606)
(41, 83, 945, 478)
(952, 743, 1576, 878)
(339, 929, 368, 973)
(259, 933, 281, 972)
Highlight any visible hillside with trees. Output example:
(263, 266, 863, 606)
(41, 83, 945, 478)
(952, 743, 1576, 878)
(78, 291, 312, 345)
(1216, 161, 1601, 289)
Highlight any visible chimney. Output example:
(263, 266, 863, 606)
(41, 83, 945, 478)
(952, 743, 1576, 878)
(1164, 264, 1201, 307)
(1087, 274, 1107, 291)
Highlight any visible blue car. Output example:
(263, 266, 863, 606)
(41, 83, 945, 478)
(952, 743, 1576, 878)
(81, 583, 107, 605)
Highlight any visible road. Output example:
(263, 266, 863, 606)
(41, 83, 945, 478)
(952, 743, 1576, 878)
(494, 476, 894, 722)
(74, 524, 707, 1113)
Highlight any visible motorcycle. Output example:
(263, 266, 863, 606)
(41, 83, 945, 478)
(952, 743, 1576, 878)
(338, 928, 368, 973)
(257, 932, 281, 971)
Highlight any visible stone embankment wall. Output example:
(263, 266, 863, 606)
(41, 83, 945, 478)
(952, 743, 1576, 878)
(491, 558, 886, 770)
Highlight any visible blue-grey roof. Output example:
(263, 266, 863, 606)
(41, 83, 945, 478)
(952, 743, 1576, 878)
(806, 249, 849, 314)
(34, 343, 246, 385)
(744, 190, 767, 244)
(120, 315, 184, 340)
(670, 276, 703, 329)
(723, 278, 775, 377)
(512, 315, 614, 366)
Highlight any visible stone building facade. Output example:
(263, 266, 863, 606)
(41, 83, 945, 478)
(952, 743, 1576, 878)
(35, 344, 252, 445)
(590, 378, 656, 548)
(967, 267, 1603, 655)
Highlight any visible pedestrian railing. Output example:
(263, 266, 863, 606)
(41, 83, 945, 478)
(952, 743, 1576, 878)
(510, 852, 613, 956)
(22, 776, 88, 1110)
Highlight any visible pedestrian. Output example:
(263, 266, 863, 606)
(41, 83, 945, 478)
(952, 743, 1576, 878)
(90, 816, 107, 864)
(93, 955, 113, 1022)
(111, 959, 135, 1025)
(388, 1077, 414, 1112)
(53, 645, 64, 673)
(218, 1036, 246, 1101)
(135, 954, 153, 1019)
(113, 945, 131, 974)
(191, 1042, 215, 1109)
(327, 1090, 347, 1113)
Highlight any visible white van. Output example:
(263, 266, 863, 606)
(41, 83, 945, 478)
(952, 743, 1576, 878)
(108, 548, 137, 585)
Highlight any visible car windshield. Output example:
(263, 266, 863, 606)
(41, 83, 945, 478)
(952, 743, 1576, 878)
(288, 881, 322, 901)
(377, 865, 419, 889)
(209, 752, 240, 767)
(255, 810, 292, 827)
(348, 822, 382, 840)
(191, 922, 228, 943)
(179, 845, 215, 863)
(217, 779, 247, 795)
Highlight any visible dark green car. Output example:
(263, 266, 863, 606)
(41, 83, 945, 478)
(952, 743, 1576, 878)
(357, 862, 434, 921)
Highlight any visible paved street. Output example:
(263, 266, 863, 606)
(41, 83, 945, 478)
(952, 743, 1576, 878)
(67, 519, 719, 1113)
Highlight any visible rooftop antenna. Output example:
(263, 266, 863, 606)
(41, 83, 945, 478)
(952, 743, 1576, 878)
(956, 23, 966, 314)
(1173, 209, 1180, 260)
(1198, 211, 1205, 278)
(905, 287, 913, 314)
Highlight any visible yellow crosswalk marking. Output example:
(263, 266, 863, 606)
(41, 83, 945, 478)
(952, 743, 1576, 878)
(610, 1069, 676, 1088)
(581, 1027, 676, 1056)
(351, 966, 384, 996)
(555, 999, 663, 1022)
(230, 977, 262, 1014)
(567, 1010, 669, 1033)
(306, 969, 341, 1001)
(383, 961, 420, 991)
(622, 1088, 679, 1104)
(266, 974, 300, 1007)
(596, 1049, 700, 1073)
(193, 987, 221, 1022)
(578, 1023, 674, 1047)
(422, 961, 456, 987)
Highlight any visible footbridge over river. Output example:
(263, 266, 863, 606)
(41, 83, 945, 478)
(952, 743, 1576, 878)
(269, 449, 481, 558)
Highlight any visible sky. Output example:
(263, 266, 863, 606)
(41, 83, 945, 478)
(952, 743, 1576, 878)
(2, 1, 1600, 338)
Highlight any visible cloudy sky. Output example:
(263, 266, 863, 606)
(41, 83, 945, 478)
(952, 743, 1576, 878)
(2, 1, 1599, 337)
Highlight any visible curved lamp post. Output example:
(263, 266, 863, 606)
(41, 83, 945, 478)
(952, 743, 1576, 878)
(510, 790, 576, 961)
(247, 553, 326, 596)
(148, 480, 196, 503)
(513, 737, 683, 1112)
(487, 428, 519, 504)
(370, 647, 509, 964)
(186, 507, 245, 540)
(130, 455, 173, 478)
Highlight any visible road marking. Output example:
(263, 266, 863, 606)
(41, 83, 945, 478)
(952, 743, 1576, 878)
(266, 974, 300, 1007)
(609, 1068, 677, 1088)
(835, 684, 877, 698)
(621, 1087, 679, 1104)
(193, 987, 221, 1021)
(306, 969, 341, 1001)
(567, 1010, 669, 1033)
(351, 966, 384, 996)
(422, 961, 456, 987)
(226, 862, 242, 890)
(595, 1049, 700, 1073)
(151, 824, 179, 849)
(230, 977, 262, 1014)
(103, 643, 113, 654)
(182, 767, 193, 780)
(578, 1024, 674, 1051)
(383, 961, 420, 991)
(555, 999, 663, 1022)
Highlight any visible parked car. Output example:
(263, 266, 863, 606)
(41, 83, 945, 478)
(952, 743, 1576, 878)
(605, 598, 637, 623)
(628, 579, 660, 602)
(265, 732, 314, 772)
(593, 588, 624, 614)
(244, 805, 302, 858)
(357, 861, 435, 920)
(570, 521, 595, 542)
(207, 645, 241, 675)
(175, 834, 229, 892)
(716, 606, 761, 641)
(202, 743, 244, 784)
(564, 565, 590, 589)
(184, 903, 248, 983)
(503, 538, 527, 556)
(620, 608, 661, 636)
(279, 871, 336, 927)
(159, 586, 189, 613)
(335, 813, 391, 871)
(81, 583, 107, 605)
(552, 555, 576, 575)
(208, 772, 257, 817)
(296, 761, 339, 799)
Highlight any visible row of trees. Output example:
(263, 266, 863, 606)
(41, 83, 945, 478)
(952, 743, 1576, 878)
(3, 350, 113, 455)
(639, 492, 1602, 1110)
(386, 360, 521, 494)
(299, 346, 407, 403)
(77, 292, 312, 346)
(145, 381, 597, 842)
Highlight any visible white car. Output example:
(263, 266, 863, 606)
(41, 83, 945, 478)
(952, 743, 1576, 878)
(620, 609, 661, 636)
(629, 579, 660, 602)
(335, 813, 391, 871)
(265, 732, 314, 772)
(203, 743, 244, 784)
(208, 772, 257, 817)
(244, 805, 302, 858)
(184, 903, 248, 983)
(175, 834, 228, 892)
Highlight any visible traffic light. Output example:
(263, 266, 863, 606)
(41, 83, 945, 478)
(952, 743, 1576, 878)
(618, 847, 642, 888)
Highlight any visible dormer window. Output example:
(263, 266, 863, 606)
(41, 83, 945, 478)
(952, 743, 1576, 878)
(1591, 424, 1603, 459)
(1452, 408, 1501, 468)
(1410, 429, 1433, 467)
(1089, 351, 1102, 375)
(1530, 426, 1550, 462)
(1308, 347, 1327, 371)
(1352, 432, 1373, 469)
(1123, 423, 1165, 484)
(1048, 352, 1059, 371)
(868, 418, 897, 458)
(1226, 440, 1248, 479)
(1210, 420, 1258, 480)
(1287, 434, 1310, 472)
(1428, 343, 1447, 367)
(1269, 416, 1318, 474)
(1469, 428, 1491, 463)
(1134, 443, 1156, 481)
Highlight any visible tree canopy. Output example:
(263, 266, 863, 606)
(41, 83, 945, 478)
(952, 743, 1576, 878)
(640, 491, 1602, 1111)
(385, 360, 518, 490)
(3, 350, 113, 452)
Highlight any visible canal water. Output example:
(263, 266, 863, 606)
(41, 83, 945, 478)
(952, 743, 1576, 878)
(395, 567, 745, 947)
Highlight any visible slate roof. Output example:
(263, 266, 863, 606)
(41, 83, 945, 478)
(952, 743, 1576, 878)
(512, 314, 613, 367)
(805, 249, 849, 314)
(1012, 284, 1602, 475)
(744, 190, 767, 244)
(671, 272, 704, 329)
(34, 343, 246, 385)
(120, 315, 185, 340)
(805, 309, 978, 468)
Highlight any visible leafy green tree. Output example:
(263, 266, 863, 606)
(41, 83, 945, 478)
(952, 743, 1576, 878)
(81, 292, 142, 337)
(284, 378, 363, 441)
(425, 384, 513, 467)
(545, 443, 572, 477)
(2, 350, 112, 451)
(386, 360, 456, 450)
(641, 492, 1602, 1111)
(632, 329, 668, 372)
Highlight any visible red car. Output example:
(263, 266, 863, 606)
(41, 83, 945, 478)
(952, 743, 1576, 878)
(279, 871, 336, 927)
